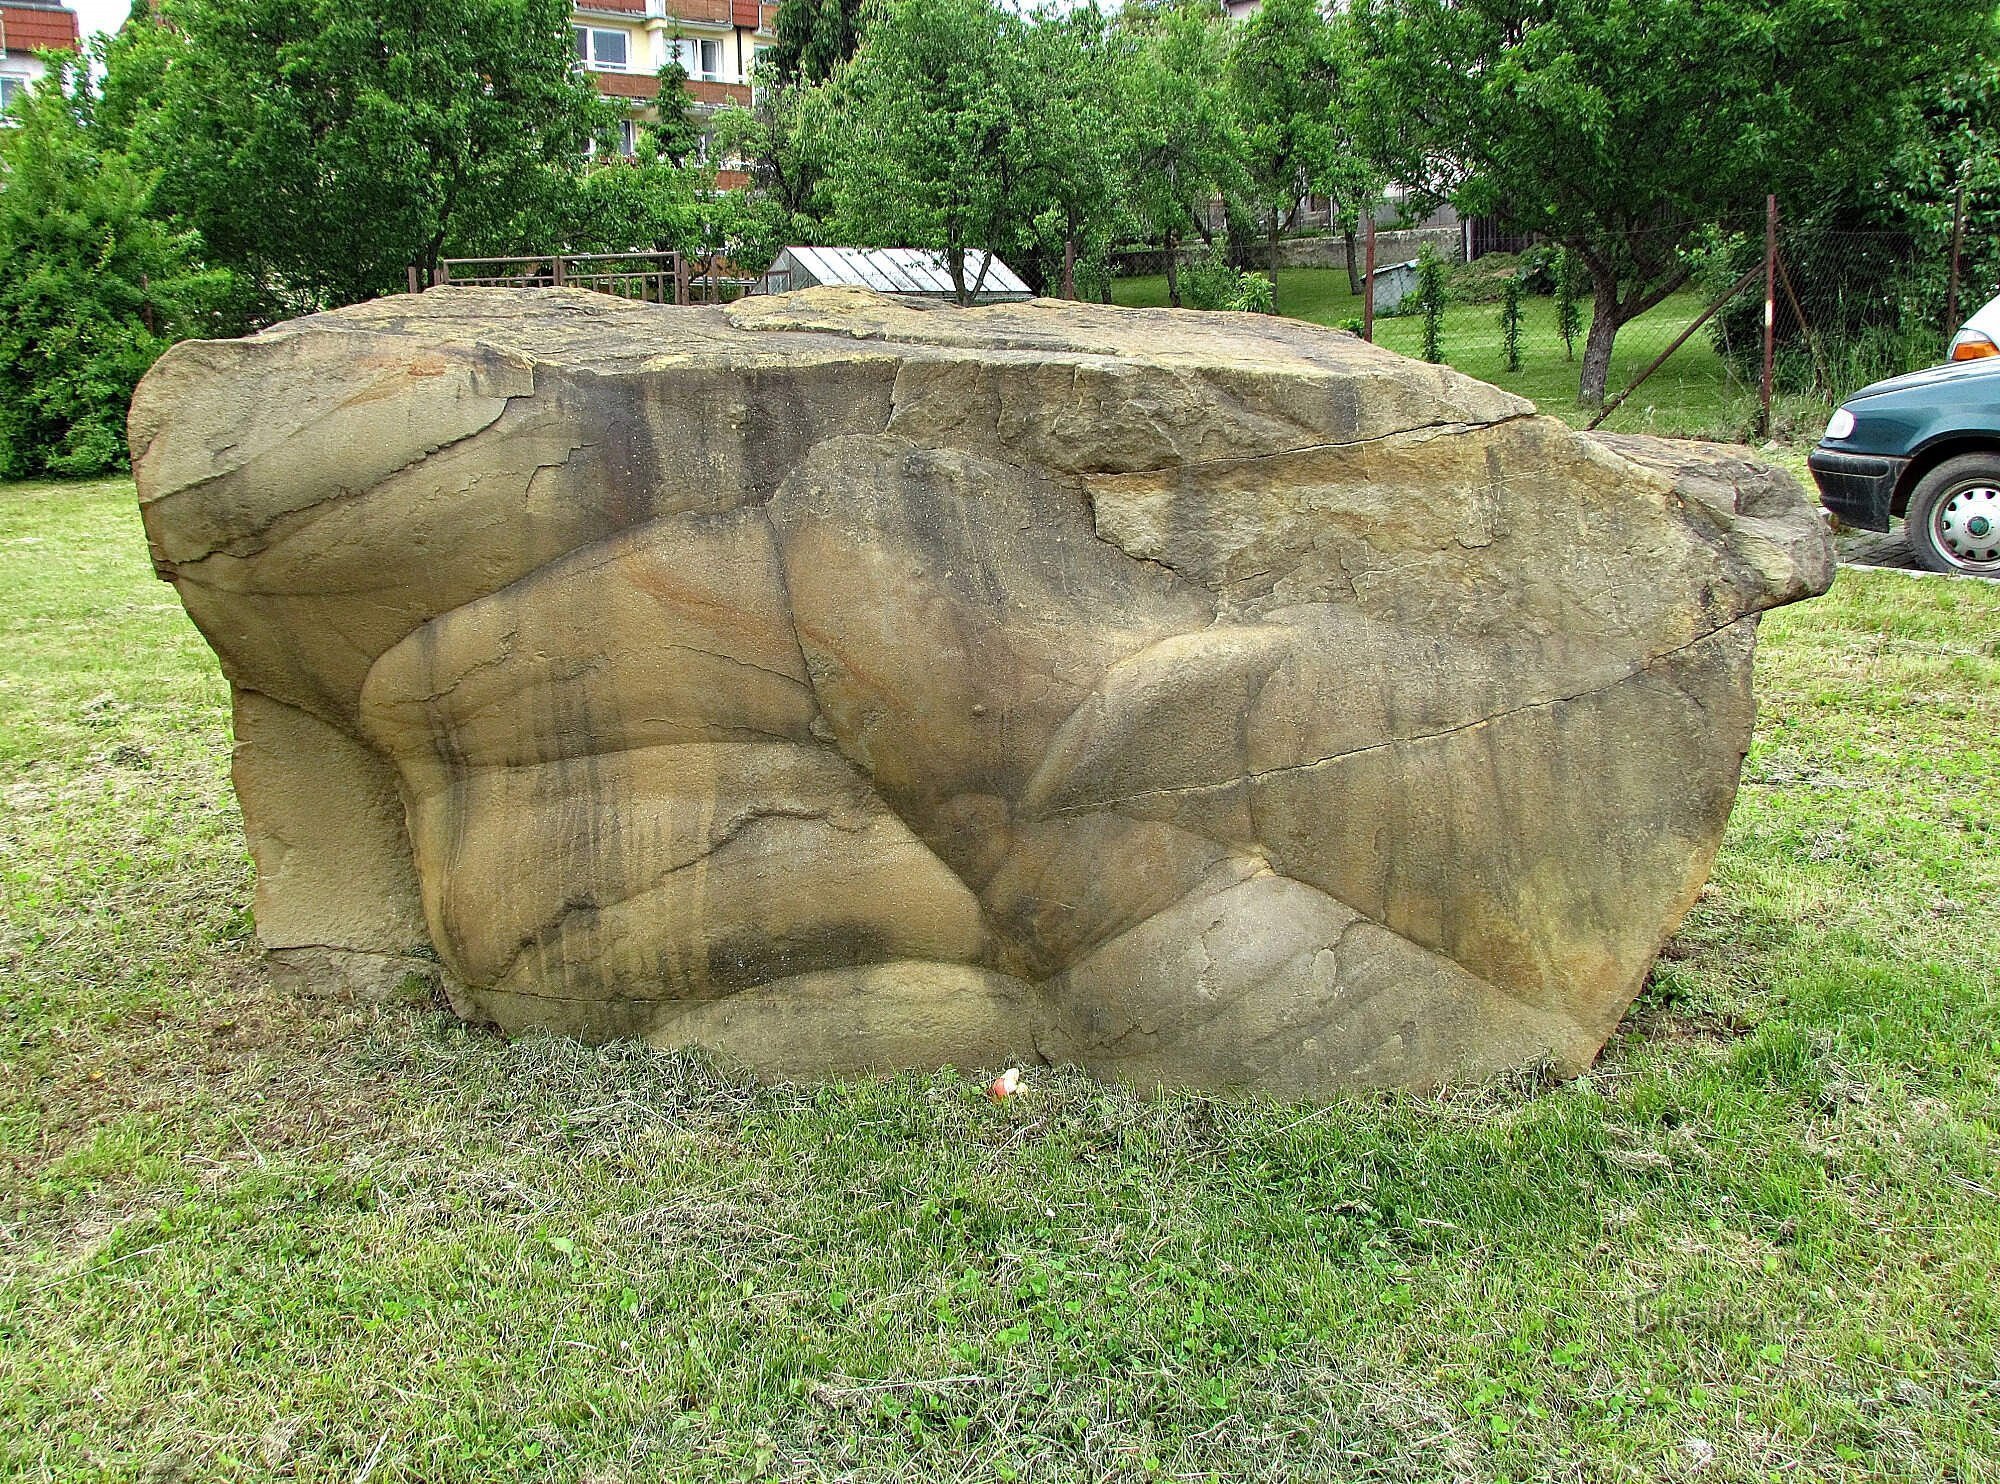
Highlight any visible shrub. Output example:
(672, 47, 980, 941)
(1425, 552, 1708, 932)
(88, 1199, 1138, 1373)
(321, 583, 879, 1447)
(1500, 273, 1523, 372)
(1182, 246, 1274, 313)
(1706, 221, 1944, 402)
(1554, 248, 1582, 361)
(0, 59, 227, 478)
(1414, 246, 1448, 362)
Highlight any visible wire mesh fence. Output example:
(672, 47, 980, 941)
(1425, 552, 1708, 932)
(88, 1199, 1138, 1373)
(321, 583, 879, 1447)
(1362, 218, 1968, 438)
(1109, 205, 1980, 441)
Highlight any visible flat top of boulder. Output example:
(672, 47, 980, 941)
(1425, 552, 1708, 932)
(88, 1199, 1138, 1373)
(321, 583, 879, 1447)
(218, 284, 1532, 423)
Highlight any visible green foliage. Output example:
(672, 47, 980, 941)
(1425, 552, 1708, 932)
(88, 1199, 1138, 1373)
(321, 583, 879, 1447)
(646, 60, 705, 170)
(0, 57, 226, 477)
(1414, 245, 1447, 362)
(1554, 248, 1581, 361)
(817, 0, 1039, 301)
(1235, 269, 1276, 316)
(710, 83, 830, 224)
(1228, 0, 1373, 307)
(1179, 247, 1271, 312)
(1017, 4, 1126, 297)
(1880, 26, 2000, 301)
(1709, 19, 2000, 401)
(1499, 271, 1522, 373)
(1354, 0, 1989, 401)
(1114, 0, 1245, 306)
(769, 0, 868, 85)
(815, 0, 1138, 301)
(1449, 244, 1558, 302)
(560, 158, 704, 255)
(119, 0, 607, 318)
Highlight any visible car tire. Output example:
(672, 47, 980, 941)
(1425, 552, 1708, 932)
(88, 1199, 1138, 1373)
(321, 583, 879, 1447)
(1905, 454, 2000, 577)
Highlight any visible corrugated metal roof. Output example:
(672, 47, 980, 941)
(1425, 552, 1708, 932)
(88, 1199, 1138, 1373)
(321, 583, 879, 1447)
(771, 246, 1031, 300)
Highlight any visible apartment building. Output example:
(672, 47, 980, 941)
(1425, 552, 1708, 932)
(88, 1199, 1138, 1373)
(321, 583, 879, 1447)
(0, 0, 80, 118)
(572, 0, 778, 186)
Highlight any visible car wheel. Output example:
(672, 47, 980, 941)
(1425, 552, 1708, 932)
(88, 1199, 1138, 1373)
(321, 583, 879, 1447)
(1906, 454, 2000, 576)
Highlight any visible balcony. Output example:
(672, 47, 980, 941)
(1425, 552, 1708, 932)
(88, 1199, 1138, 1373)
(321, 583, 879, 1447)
(685, 78, 751, 107)
(591, 71, 659, 99)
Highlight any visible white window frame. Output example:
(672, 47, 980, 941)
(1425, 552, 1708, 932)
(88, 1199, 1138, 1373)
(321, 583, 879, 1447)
(573, 26, 631, 72)
(697, 37, 723, 81)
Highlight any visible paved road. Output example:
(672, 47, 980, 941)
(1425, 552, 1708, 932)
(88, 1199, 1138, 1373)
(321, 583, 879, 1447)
(1836, 526, 1923, 572)
(1835, 523, 2000, 582)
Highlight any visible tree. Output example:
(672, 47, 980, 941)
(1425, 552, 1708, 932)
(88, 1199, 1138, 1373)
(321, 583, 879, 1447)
(118, 0, 607, 319)
(1018, 4, 1126, 299)
(818, 0, 1037, 304)
(1877, 29, 2000, 327)
(1228, 0, 1367, 313)
(562, 155, 705, 255)
(1114, 0, 1245, 308)
(0, 54, 226, 476)
(769, 0, 868, 85)
(647, 59, 706, 170)
(710, 78, 834, 228)
(1354, 0, 1988, 404)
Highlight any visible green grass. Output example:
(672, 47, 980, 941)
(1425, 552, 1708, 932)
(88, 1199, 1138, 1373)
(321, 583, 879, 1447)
(4, 478, 1999, 1482)
(1111, 267, 1832, 440)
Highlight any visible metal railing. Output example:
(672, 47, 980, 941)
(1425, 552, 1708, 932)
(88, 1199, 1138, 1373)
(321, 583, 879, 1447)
(413, 251, 755, 305)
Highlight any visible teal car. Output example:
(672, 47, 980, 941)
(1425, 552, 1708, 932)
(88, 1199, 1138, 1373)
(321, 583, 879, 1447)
(1808, 357, 2000, 576)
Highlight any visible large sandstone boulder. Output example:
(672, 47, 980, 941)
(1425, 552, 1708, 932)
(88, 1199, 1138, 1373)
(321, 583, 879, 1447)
(130, 287, 1833, 1095)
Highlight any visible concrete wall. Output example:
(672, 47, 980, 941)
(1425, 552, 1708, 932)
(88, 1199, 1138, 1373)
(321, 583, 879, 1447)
(1269, 227, 1463, 271)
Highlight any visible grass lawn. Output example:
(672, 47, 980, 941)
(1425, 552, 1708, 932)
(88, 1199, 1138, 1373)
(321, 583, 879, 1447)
(1110, 268, 1814, 441)
(4, 477, 1999, 1482)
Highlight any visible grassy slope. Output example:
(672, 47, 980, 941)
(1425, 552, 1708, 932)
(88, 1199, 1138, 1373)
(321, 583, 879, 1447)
(2, 479, 1997, 1483)
(1110, 268, 1823, 440)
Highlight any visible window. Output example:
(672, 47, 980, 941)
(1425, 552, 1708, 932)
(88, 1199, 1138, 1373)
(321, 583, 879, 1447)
(698, 39, 722, 80)
(0, 77, 25, 120)
(572, 27, 630, 71)
(619, 119, 637, 156)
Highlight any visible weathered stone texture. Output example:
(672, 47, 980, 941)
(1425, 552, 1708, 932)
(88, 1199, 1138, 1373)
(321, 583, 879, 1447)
(130, 286, 1833, 1095)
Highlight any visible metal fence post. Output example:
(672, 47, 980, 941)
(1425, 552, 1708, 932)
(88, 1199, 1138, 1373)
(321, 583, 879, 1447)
(1362, 216, 1376, 344)
(1946, 181, 1967, 344)
(1759, 194, 1777, 440)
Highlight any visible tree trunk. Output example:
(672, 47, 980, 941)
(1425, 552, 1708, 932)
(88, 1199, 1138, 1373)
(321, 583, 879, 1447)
(1268, 211, 1281, 315)
(1343, 226, 1361, 295)
(1578, 270, 1622, 406)
(1165, 229, 1181, 308)
(947, 241, 969, 307)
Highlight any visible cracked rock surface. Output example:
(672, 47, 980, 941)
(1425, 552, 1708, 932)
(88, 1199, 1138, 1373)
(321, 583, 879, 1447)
(130, 286, 1834, 1095)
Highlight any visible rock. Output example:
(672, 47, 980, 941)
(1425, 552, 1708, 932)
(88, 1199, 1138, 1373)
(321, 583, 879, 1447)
(130, 286, 1834, 1095)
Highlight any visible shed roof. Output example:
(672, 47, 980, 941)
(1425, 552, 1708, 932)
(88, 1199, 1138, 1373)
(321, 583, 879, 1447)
(774, 246, 1030, 299)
